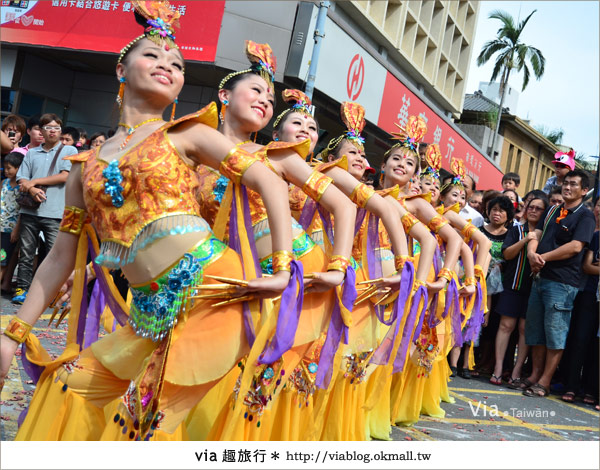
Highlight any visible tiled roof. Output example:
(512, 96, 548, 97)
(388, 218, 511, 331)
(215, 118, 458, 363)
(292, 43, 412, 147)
(462, 91, 510, 114)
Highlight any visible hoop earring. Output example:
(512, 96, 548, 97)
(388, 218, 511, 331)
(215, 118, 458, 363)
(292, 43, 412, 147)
(116, 77, 126, 108)
(219, 99, 228, 125)
(170, 97, 178, 121)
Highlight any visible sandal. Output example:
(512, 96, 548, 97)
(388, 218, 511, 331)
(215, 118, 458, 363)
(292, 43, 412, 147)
(523, 383, 550, 398)
(507, 377, 523, 390)
(490, 374, 502, 386)
(518, 378, 534, 390)
(561, 391, 576, 403)
(583, 394, 596, 405)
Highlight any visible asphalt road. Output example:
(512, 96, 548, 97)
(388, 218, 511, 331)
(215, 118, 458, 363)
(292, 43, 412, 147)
(1, 294, 598, 442)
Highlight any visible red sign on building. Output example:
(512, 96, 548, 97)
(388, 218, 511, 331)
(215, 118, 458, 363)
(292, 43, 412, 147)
(377, 71, 503, 190)
(0, 1, 224, 63)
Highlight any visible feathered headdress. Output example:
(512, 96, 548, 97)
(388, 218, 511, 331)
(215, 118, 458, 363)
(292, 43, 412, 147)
(440, 157, 467, 192)
(219, 40, 277, 91)
(118, 0, 181, 64)
(273, 89, 313, 128)
(421, 144, 442, 180)
(385, 116, 428, 156)
(318, 102, 366, 161)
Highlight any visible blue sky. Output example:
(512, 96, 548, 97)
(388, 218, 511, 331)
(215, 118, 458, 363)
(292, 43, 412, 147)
(466, 1, 599, 159)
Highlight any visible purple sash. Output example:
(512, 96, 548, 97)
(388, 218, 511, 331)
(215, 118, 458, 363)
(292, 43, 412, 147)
(392, 283, 428, 373)
(370, 260, 415, 366)
(258, 260, 304, 364)
(315, 266, 357, 389)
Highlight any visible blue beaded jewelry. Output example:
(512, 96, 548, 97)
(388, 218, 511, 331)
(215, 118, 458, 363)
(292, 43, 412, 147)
(102, 160, 124, 208)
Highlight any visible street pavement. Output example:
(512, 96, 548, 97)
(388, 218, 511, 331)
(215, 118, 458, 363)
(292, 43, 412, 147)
(1, 293, 598, 442)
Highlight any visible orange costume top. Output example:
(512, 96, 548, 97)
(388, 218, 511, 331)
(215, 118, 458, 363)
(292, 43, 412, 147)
(65, 105, 219, 269)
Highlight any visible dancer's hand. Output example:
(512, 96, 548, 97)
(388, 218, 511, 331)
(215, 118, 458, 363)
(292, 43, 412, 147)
(366, 274, 401, 291)
(426, 278, 447, 295)
(242, 270, 292, 299)
(458, 283, 476, 297)
(303, 270, 345, 293)
(0, 334, 20, 393)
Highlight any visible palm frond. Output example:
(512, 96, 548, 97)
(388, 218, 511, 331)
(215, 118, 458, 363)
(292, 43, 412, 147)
(517, 10, 538, 39)
(476, 39, 509, 66)
(521, 63, 531, 91)
(527, 46, 546, 78)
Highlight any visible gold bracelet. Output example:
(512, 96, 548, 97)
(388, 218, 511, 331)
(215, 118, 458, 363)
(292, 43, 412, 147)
(349, 183, 375, 208)
(3, 316, 33, 344)
(59, 206, 88, 235)
(272, 250, 294, 273)
(401, 212, 420, 234)
(327, 255, 352, 273)
(461, 222, 477, 242)
(219, 147, 258, 184)
(463, 276, 477, 287)
(302, 170, 333, 202)
(394, 254, 410, 271)
(427, 214, 449, 234)
(437, 267, 454, 282)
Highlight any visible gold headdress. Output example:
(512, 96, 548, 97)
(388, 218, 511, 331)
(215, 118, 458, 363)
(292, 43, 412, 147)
(318, 102, 366, 161)
(421, 144, 442, 180)
(273, 89, 313, 128)
(118, 1, 181, 64)
(440, 157, 466, 192)
(219, 40, 277, 91)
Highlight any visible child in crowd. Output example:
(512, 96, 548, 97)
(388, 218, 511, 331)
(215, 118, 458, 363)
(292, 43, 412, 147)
(0, 152, 23, 290)
(549, 185, 564, 206)
(502, 172, 520, 192)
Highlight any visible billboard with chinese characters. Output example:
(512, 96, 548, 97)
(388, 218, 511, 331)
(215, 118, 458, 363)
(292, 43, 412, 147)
(0, 0, 224, 62)
(377, 71, 503, 190)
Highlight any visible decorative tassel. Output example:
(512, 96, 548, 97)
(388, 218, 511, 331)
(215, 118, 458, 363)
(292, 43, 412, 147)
(117, 77, 126, 108)
(170, 97, 178, 121)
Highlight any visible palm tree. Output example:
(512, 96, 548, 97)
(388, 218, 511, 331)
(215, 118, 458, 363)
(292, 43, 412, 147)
(477, 9, 546, 161)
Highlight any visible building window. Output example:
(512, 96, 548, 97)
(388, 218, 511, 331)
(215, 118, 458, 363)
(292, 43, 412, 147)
(1, 87, 16, 114)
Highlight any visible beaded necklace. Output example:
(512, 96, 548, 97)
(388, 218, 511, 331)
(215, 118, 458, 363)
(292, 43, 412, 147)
(118, 118, 162, 150)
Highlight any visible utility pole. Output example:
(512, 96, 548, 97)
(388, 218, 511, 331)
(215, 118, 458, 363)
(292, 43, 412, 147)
(304, 1, 330, 101)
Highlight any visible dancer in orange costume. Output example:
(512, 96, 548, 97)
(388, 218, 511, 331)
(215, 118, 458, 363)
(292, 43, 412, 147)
(0, 1, 296, 441)
(189, 48, 358, 440)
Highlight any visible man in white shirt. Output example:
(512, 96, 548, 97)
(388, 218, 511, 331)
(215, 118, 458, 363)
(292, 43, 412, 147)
(459, 174, 484, 227)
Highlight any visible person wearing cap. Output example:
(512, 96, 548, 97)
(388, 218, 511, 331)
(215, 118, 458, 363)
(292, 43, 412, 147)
(360, 155, 377, 185)
(543, 150, 576, 194)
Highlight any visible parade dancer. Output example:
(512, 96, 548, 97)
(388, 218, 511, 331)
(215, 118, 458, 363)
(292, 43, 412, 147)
(0, 1, 296, 441)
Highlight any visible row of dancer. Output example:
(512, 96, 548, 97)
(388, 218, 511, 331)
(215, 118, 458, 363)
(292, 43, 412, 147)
(0, 1, 491, 441)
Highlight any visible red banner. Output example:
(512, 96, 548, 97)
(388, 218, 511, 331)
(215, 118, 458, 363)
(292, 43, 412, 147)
(0, 0, 224, 63)
(377, 71, 503, 190)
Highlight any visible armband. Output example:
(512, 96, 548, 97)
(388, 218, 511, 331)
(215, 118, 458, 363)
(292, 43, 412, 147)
(272, 250, 294, 273)
(394, 254, 411, 271)
(427, 214, 449, 234)
(59, 206, 88, 235)
(349, 182, 375, 208)
(460, 222, 477, 242)
(327, 255, 352, 274)
(219, 147, 258, 184)
(463, 276, 477, 287)
(401, 212, 420, 234)
(413, 279, 426, 291)
(437, 267, 454, 283)
(3, 316, 33, 344)
(302, 170, 333, 202)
